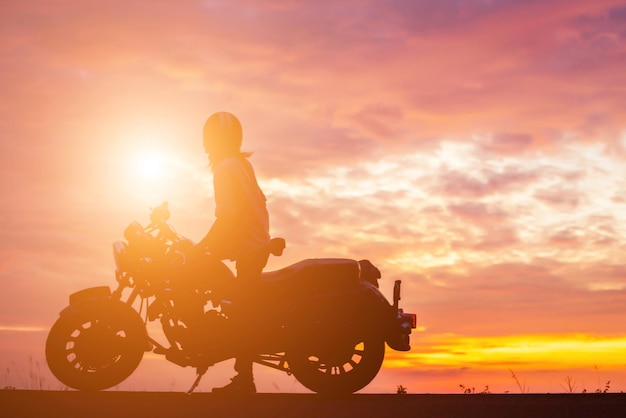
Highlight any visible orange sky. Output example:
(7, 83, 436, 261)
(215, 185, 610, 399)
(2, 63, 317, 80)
(2, 0, 626, 393)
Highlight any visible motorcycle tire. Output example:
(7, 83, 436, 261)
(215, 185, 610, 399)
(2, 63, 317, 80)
(287, 335, 385, 395)
(45, 298, 146, 391)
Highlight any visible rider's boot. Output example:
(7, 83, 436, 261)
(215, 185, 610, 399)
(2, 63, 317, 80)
(212, 374, 256, 395)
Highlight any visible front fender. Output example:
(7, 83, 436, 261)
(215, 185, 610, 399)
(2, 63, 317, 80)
(68, 286, 112, 306)
(57, 286, 150, 351)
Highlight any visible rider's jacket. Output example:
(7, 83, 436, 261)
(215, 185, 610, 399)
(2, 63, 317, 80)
(208, 156, 270, 261)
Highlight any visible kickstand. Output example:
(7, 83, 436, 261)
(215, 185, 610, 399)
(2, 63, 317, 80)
(186, 367, 207, 394)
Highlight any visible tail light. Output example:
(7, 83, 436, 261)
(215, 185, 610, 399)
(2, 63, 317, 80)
(405, 313, 417, 329)
(399, 312, 417, 330)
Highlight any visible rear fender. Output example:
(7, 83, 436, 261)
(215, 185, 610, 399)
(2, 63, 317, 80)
(312, 280, 390, 310)
(302, 281, 392, 335)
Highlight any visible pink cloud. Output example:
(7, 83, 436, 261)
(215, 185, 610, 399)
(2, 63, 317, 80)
(398, 259, 626, 337)
(3, 0, 626, 178)
(546, 229, 582, 247)
(534, 188, 582, 210)
(431, 167, 540, 199)
(349, 104, 405, 139)
(446, 202, 509, 222)
(479, 133, 535, 156)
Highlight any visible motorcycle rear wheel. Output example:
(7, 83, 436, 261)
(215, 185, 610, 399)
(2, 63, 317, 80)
(287, 335, 385, 395)
(45, 299, 146, 391)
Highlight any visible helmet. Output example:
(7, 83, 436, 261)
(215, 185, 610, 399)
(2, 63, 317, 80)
(203, 111, 243, 156)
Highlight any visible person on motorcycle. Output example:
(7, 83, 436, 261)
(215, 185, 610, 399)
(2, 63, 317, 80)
(195, 111, 271, 394)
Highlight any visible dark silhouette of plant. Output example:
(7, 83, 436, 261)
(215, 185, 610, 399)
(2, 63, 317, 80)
(560, 375, 577, 393)
(509, 368, 528, 393)
(396, 385, 408, 394)
(459, 384, 490, 394)
(459, 384, 475, 394)
(596, 381, 611, 394)
(593, 365, 611, 393)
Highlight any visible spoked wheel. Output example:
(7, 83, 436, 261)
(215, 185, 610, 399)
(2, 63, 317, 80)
(45, 299, 147, 391)
(287, 335, 385, 395)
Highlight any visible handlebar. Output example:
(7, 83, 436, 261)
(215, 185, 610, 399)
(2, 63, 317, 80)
(140, 202, 284, 259)
(145, 202, 181, 242)
(125, 201, 188, 248)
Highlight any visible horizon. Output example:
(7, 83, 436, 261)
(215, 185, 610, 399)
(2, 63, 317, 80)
(2, 0, 626, 394)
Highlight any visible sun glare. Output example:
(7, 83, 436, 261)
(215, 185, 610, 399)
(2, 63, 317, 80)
(115, 146, 182, 203)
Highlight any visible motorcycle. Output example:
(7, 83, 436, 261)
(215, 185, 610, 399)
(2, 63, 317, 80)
(45, 202, 416, 394)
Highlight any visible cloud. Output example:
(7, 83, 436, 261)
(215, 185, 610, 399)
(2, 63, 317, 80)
(546, 228, 582, 247)
(349, 104, 405, 139)
(396, 258, 626, 337)
(431, 166, 540, 199)
(4, 0, 626, 175)
(534, 188, 582, 210)
(446, 202, 508, 222)
(479, 133, 535, 156)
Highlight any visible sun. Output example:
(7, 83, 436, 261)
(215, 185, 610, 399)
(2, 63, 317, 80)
(129, 151, 170, 182)
(123, 149, 176, 203)
(134, 151, 168, 181)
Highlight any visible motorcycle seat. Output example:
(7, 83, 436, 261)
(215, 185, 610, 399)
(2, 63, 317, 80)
(261, 258, 360, 288)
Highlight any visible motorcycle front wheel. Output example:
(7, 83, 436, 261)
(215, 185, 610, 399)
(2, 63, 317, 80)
(45, 299, 146, 391)
(287, 335, 385, 395)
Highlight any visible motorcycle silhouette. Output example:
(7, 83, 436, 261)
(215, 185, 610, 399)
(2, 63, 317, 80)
(46, 202, 416, 394)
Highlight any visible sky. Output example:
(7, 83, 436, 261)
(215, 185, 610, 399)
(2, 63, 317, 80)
(1, 0, 626, 394)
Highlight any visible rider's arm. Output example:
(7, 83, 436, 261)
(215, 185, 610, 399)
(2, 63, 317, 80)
(196, 159, 242, 258)
(196, 216, 237, 256)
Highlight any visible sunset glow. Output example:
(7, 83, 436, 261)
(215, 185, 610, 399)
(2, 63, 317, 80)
(386, 334, 626, 370)
(2, 0, 626, 394)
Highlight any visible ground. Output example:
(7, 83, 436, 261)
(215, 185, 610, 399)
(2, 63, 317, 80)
(2, 391, 626, 418)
